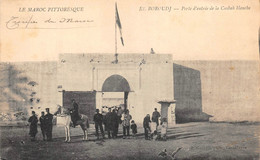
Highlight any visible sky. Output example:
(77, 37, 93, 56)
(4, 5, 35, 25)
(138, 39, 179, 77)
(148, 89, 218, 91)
(0, 0, 259, 62)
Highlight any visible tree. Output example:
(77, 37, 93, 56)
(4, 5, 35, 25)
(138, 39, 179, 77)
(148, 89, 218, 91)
(0, 64, 40, 119)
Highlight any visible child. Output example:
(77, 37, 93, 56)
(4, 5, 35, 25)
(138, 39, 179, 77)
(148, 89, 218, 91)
(160, 118, 168, 141)
(150, 121, 157, 140)
(130, 120, 137, 137)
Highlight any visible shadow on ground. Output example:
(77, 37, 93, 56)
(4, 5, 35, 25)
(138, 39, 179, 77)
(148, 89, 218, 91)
(0, 122, 259, 160)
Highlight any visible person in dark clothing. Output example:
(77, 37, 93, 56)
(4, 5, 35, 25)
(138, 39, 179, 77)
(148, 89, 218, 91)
(130, 120, 137, 137)
(111, 109, 119, 138)
(44, 108, 53, 141)
(39, 111, 46, 141)
(152, 108, 161, 126)
(28, 111, 38, 141)
(102, 109, 107, 132)
(71, 99, 81, 127)
(105, 108, 114, 139)
(116, 107, 122, 134)
(122, 109, 132, 139)
(143, 114, 151, 140)
(117, 107, 123, 124)
(93, 109, 105, 139)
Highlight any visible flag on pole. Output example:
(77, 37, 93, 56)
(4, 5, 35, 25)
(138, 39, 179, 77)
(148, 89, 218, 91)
(116, 3, 124, 46)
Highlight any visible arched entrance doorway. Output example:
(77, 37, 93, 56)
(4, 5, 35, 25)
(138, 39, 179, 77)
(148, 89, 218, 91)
(101, 74, 130, 111)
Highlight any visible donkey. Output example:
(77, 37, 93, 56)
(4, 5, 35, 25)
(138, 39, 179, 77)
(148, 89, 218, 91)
(55, 106, 90, 142)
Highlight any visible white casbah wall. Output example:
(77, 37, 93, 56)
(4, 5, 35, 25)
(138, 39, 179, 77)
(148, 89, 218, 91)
(58, 53, 174, 123)
(173, 60, 260, 122)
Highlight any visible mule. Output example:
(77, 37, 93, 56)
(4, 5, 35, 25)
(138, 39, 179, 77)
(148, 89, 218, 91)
(55, 107, 90, 142)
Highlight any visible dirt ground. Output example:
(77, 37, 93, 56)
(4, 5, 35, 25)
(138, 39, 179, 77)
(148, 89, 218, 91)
(0, 122, 259, 160)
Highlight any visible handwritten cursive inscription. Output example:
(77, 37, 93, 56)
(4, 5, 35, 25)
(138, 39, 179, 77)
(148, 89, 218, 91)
(6, 16, 37, 29)
(6, 15, 94, 29)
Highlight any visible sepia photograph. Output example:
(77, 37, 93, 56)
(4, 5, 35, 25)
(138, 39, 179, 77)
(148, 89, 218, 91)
(0, 0, 259, 159)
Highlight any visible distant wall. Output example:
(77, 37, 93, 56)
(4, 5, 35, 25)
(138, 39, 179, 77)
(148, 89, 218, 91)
(173, 63, 211, 123)
(173, 60, 260, 122)
(1, 59, 259, 122)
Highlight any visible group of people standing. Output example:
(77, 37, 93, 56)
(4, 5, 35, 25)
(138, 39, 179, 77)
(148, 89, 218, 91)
(143, 108, 163, 140)
(28, 102, 165, 141)
(28, 108, 53, 141)
(94, 107, 162, 140)
(93, 107, 137, 139)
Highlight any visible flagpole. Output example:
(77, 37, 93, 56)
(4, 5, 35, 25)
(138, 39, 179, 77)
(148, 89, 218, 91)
(115, 2, 117, 55)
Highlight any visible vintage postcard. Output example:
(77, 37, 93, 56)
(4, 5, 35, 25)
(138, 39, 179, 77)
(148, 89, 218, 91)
(0, 0, 259, 159)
